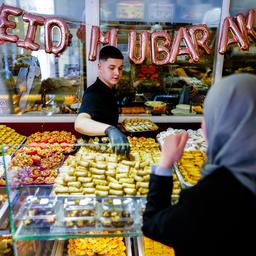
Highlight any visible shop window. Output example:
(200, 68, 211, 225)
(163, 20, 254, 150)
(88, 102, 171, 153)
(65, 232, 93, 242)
(0, 0, 86, 115)
(100, 0, 222, 116)
(222, 2, 256, 78)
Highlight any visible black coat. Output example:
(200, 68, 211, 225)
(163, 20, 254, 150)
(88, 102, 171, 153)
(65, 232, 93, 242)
(142, 168, 256, 256)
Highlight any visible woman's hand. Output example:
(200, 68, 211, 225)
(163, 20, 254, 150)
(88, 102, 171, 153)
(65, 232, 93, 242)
(159, 132, 188, 169)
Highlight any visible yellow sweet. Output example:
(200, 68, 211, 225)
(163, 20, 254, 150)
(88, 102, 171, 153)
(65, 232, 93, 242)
(177, 150, 206, 185)
(143, 236, 175, 256)
(68, 232, 126, 256)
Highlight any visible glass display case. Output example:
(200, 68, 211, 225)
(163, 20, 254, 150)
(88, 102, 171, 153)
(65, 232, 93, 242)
(0, 123, 211, 255)
(2, 140, 155, 254)
(1, 131, 165, 255)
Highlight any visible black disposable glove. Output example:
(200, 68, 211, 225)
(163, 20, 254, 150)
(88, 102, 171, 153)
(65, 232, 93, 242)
(105, 126, 130, 156)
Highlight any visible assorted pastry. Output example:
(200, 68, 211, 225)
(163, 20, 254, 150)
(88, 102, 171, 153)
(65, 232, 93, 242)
(143, 236, 175, 256)
(0, 125, 25, 156)
(121, 106, 146, 114)
(177, 150, 206, 185)
(67, 232, 126, 256)
(10, 144, 62, 185)
(26, 130, 76, 153)
(53, 136, 160, 196)
(53, 147, 160, 196)
(157, 128, 207, 151)
(8, 130, 77, 185)
(122, 118, 158, 132)
(78, 136, 112, 153)
(128, 136, 160, 153)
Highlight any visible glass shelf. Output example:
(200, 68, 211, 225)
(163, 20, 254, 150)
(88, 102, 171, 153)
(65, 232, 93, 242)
(7, 188, 145, 240)
(10, 189, 144, 240)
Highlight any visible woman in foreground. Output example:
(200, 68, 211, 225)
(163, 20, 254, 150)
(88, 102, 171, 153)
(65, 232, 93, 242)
(142, 73, 256, 256)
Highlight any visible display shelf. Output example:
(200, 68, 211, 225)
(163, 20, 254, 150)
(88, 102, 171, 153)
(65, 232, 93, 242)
(0, 114, 203, 123)
(11, 225, 141, 255)
(4, 183, 145, 241)
(13, 225, 142, 241)
(0, 115, 77, 123)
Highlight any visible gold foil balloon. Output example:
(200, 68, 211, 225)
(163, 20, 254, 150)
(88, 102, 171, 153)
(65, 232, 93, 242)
(89, 26, 119, 61)
(151, 30, 171, 65)
(0, 4, 23, 43)
(76, 24, 86, 42)
(128, 30, 150, 64)
(219, 15, 249, 54)
(88, 26, 100, 61)
(170, 27, 199, 63)
(246, 9, 256, 39)
(44, 17, 71, 56)
(188, 24, 212, 55)
(16, 12, 45, 51)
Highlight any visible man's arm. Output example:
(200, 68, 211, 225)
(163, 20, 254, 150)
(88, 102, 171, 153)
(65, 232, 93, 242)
(75, 112, 130, 155)
(74, 112, 111, 136)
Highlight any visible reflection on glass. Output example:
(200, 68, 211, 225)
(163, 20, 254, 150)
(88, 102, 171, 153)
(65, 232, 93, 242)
(222, 1, 256, 78)
(19, 0, 54, 15)
(100, 0, 223, 116)
(0, 0, 86, 115)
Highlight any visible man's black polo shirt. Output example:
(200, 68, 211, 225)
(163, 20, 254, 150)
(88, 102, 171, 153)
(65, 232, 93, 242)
(79, 78, 119, 126)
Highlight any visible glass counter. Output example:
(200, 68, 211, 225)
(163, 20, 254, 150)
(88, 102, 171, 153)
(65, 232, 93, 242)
(2, 139, 158, 240)
(0, 125, 194, 255)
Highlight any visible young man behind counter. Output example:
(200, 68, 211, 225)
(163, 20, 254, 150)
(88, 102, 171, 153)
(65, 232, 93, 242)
(75, 45, 130, 156)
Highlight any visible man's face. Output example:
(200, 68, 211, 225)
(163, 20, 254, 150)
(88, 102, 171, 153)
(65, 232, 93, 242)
(98, 58, 123, 87)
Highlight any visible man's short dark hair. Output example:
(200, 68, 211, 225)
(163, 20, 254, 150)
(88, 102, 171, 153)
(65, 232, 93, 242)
(99, 45, 124, 60)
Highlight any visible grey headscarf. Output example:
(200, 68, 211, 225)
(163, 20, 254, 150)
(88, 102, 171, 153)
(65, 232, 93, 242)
(202, 73, 256, 195)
